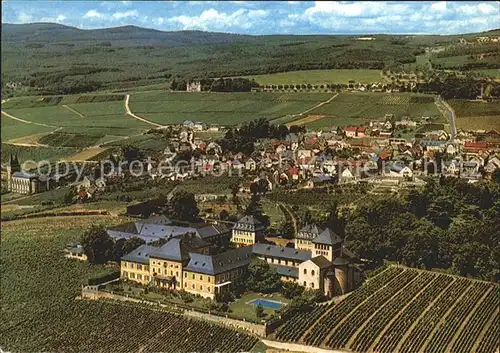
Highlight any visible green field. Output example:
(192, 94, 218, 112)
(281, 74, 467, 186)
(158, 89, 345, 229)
(449, 99, 500, 131)
(1, 94, 151, 144)
(241, 69, 382, 85)
(129, 91, 333, 125)
(302, 92, 441, 130)
(0, 115, 55, 141)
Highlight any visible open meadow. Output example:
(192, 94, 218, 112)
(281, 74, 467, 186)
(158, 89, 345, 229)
(241, 69, 382, 85)
(0, 215, 259, 353)
(448, 99, 500, 131)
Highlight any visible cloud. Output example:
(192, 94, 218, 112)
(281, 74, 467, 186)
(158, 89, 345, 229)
(17, 12, 33, 23)
(430, 1, 447, 12)
(112, 10, 138, 20)
(84, 9, 105, 19)
(167, 8, 269, 31)
(83, 9, 138, 21)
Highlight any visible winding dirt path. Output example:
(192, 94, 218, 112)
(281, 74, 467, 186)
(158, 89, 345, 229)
(124, 94, 163, 127)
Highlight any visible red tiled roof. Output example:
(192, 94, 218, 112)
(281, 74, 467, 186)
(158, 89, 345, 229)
(464, 142, 488, 149)
(344, 126, 358, 132)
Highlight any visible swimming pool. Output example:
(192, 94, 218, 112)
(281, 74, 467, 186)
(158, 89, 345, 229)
(248, 298, 284, 309)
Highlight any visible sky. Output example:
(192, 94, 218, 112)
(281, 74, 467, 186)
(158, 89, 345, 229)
(2, 1, 499, 35)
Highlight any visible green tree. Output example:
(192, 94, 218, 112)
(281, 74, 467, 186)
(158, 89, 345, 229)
(81, 225, 114, 264)
(246, 260, 282, 293)
(169, 191, 200, 222)
(281, 281, 304, 299)
(255, 303, 265, 318)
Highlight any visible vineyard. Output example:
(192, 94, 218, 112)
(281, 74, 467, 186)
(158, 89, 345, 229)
(303, 92, 442, 130)
(274, 266, 499, 353)
(448, 99, 500, 131)
(128, 91, 332, 125)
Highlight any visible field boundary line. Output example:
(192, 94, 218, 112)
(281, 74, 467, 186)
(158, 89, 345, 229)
(445, 285, 494, 353)
(124, 94, 163, 127)
(62, 104, 86, 118)
(416, 282, 473, 353)
(321, 268, 409, 347)
(345, 272, 425, 350)
(393, 277, 456, 353)
(1, 110, 59, 128)
(470, 306, 499, 353)
(366, 274, 439, 353)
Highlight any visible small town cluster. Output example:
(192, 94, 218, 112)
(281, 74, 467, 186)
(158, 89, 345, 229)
(7, 113, 500, 197)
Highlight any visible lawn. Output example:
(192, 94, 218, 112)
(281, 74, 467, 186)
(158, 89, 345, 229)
(448, 99, 500, 131)
(301, 92, 441, 130)
(240, 69, 382, 85)
(129, 91, 332, 125)
(230, 292, 289, 321)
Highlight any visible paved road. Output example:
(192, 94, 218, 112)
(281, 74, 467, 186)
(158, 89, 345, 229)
(435, 96, 456, 140)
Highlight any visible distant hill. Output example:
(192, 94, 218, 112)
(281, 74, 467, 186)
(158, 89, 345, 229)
(1, 23, 258, 46)
(1, 23, 499, 97)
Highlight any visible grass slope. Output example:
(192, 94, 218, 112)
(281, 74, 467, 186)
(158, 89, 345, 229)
(448, 99, 500, 131)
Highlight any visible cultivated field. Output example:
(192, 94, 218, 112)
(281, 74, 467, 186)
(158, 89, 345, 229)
(1, 94, 151, 145)
(129, 91, 333, 125)
(241, 69, 382, 85)
(0, 216, 259, 353)
(301, 92, 441, 130)
(448, 99, 500, 131)
(274, 266, 499, 353)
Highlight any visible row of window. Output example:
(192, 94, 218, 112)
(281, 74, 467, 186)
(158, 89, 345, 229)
(124, 272, 150, 282)
(152, 261, 180, 269)
(316, 250, 329, 257)
(184, 272, 212, 282)
(265, 257, 298, 267)
(315, 244, 330, 250)
(184, 281, 212, 293)
(153, 269, 179, 277)
(232, 237, 253, 244)
(296, 239, 312, 244)
(123, 262, 150, 271)
(232, 230, 255, 236)
(303, 269, 316, 276)
(304, 281, 315, 288)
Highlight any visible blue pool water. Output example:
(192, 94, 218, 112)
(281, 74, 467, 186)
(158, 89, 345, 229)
(248, 299, 283, 309)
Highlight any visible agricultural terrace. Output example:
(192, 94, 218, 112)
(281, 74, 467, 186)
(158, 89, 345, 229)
(240, 69, 382, 85)
(0, 216, 259, 353)
(275, 266, 499, 353)
(301, 92, 442, 131)
(448, 99, 500, 131)
(1, 94, 151, 145)
(128, 91, 333, 126)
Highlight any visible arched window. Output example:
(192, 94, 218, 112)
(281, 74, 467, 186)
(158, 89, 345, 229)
(303, 269, 307, 275)
(311, 282, 315, 288)
(311, 270, 315, 276)
(200, 285, 203, 291)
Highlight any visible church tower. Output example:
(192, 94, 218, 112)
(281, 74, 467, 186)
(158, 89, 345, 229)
(7, 154, 21, 191)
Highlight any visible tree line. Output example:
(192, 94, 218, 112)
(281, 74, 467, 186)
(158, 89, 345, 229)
(171, 77, 259, 92)
(344, 177, 499, 282)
